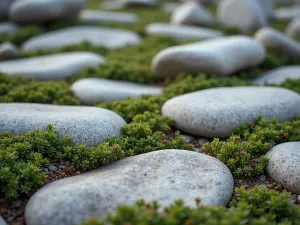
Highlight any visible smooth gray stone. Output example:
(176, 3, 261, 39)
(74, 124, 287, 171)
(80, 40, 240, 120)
(254, 0, 273, 19)
(22, 26, 141, 52)
(25, 150, 234, 225)
(71, 78, 162, 105)
(171, 1, 215, 26)
(217, 0, 267, 33)
(253, 66, 300, 85)
(0, 103, 126, 146)
(274, 5, 300, 20)
(146, 23, 223, 41)
(161, 86, 300, 138)
(266, 142, 300, 194)
(79, 10, 138, 24)
(0, 52, 104, 80)
(9, 0, 85, 24)
(255, 27, 300, 58)
(0, 22, 20, 35)
(0, 42, 19, 59)
(286, 16, 300, 39)
(152, 35, 265, 77)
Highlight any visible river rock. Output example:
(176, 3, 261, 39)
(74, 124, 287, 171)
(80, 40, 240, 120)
(9, 0, 85, 24)
(152, 35, 265, 77)
(22, 26, 141, 52)
(0, 0, 13, 18)
(253, 66, 300, 85)
(119, 0, 158, 7)
(266, 142, 300, 194)
(161, 2, 181, 13)
(286, 16, 300, 39)
(0, 42, 19, 60)
(255, 27, 300, 58)
(0, 52, 104, 80)
(254, 0, 273, 19)
(217, 0, 268, 33)
(171, 1, 214, 26)
(0, 103, 126, 146)
(0, 22, 19, 35)
(79, 10, 138, 24)
(146, 23, 223, 41)
(0, 216, 7, 225)
(161, 86, 300, 138)
(25, 150, 234, 225)
(71, 78, 163, 105)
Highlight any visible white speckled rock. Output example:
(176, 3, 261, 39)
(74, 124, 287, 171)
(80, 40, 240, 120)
(0, 42, 19, 59)
(162, 87, 300, 138)
(25, 150, 234, 225)
(22, 26, 141, 52)
(266, 142, 300, 194)
(0, 0, 13, 18)
(0, 103, 126, 146)
(146, 23, 223, 41)
(171, 1, 214, 26)
(79, 10, 138, 24)
(255, 27, 300, 58)
(0, 52, 104, 80)
(71, 78, 163, 105)
(0, 22, 19, 35)
(274, 5, 300, 20)
(286, 16, 300, 39)
(152, 35, 265, 77)
(119, 0, 158, 7)
(253, 66, 300, 85)
(9, 0, 85, 24)
(217, 0, 267, 33)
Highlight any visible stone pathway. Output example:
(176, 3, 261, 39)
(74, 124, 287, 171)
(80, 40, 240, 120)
(25, 150, 234, 225)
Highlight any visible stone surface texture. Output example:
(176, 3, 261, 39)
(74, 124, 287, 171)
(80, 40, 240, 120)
(22, 26, 141, 52)
(25, 150, 234, 225)
(0, 103, 126, 146)
(79, 10, 138, 24)
(0, 52, 105, 80)
(161, 86, 300, 138)
(152, 35, 265, 77)
(0, 42, 19, 60)
(266, 142, 300, 194)
(71, 78, 163, 105)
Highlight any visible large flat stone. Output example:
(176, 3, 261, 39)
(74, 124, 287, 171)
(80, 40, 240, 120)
(152, 35, 265, 77)
(161, 87, 300, 138)
(146, 23, 223, 41)
(253, 66, 300, 85)
(266, 142, 300, 194)
(22, 26, 141, 52)
(0, 52, 104, 80)
(79, 10, 138, 24)
(0, 103, 126, 146)
(25, 150, 234, 225)
(71, 78, 162, 105)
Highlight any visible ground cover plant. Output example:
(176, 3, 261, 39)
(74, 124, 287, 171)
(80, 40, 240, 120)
(1, 0, 300, 224)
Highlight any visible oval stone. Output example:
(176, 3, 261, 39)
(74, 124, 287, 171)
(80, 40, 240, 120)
(0, 52, 105, 80)
(22, 26, 141, 52)
(152, 35, 265, 77)
(25, 150, 234, 225)
(71, 78, 162, 105)
(0, 103, 126, 146)
(266, 142, 300, 194)
(162, 87, 300, 138)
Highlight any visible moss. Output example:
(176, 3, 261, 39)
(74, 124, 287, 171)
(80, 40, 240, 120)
(81, 186, 300, 225)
